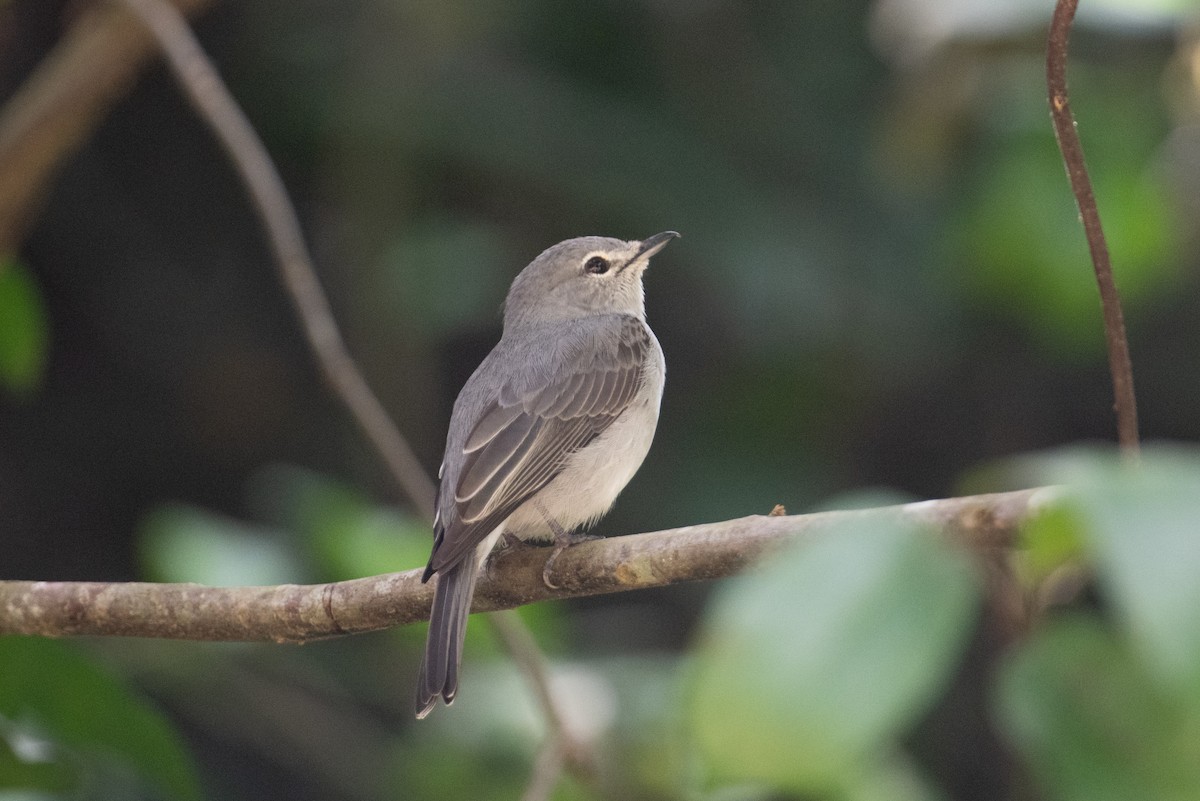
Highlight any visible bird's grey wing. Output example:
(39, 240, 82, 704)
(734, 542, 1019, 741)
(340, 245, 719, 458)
(425, 317, 650, 576)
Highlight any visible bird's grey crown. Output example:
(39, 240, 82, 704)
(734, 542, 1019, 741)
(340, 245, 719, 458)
(503, 236, 648, 328)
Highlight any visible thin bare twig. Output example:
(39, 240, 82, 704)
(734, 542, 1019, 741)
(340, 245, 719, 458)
(1046, 0, 1140, 457)
(521, 738, 568, 801)
(114, 0, 576, 774)
(490, 611, 570, 739)
(0, 489, 1042, 641)
(491, 611, 595, 799)
(117, 0, 436, 516)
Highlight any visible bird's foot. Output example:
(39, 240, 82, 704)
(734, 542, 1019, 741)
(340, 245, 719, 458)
(542, 530, 601, 590)
(482, 531, 526, 581)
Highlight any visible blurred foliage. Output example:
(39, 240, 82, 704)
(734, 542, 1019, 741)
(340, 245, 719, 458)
(13, 447, 1200, 799)
(5, 0, 1200, 799)
(0, 638, 200, 801)
(0, 257, 49, 397)
(947, 65, 1181, 354)
(1013, 447, 1200, 702)
(689, 516, 978, 797)
(995, 447, 1200, 801)
(140, 505, 304, 587)
(241, 464, 429, 582)
(998, 616, 1200, 801)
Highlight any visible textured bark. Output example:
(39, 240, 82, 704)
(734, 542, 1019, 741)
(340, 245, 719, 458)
(0, 488, 1044, 643)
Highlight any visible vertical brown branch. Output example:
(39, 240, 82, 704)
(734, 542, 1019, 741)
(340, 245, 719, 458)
(1046, 0, 1140, 457)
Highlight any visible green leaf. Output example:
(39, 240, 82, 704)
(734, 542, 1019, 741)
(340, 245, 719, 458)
(0, 638, 201, 801)
(688, 516, 979, 793)
(244, 464, 427, 580)
(1027, 446, 1200, 698)
(996, 615, 1200, 801)
(140, 503, 303, 586)
(948, 67, 1180, 355)
(839, 752, 946, 801)
(0, 721, 73, 794)
(0, 258, 49, 395)
(1016, 497, 1086, 586)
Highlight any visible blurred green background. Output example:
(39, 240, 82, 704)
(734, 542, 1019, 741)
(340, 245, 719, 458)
(3, 0, 1200, 799)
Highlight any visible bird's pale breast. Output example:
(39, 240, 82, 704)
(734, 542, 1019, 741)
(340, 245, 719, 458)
(501, 321, 664, 539)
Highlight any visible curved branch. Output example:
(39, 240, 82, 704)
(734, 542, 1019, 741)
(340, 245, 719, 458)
(0, 488, 1042, 642)
(1046, 0, 1140, 456)
(0, 0, 213, 252)
(490, 610, 594, 798)
(117, 0, 437, 516)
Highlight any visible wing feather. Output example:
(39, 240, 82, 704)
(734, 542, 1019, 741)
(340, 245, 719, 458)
(426, 316, 652, 575)
(464, 403, 525, 453)
(556, 371, 597, 418)
(455, 413, 537, 502)
(533, 372, 578, 416)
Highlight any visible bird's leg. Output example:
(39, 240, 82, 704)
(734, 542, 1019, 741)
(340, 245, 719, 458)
(534, 498, 589, 590)
(482, 528, 524, 581)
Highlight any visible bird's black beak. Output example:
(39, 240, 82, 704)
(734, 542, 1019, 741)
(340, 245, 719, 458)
(634, 231, 680, 261)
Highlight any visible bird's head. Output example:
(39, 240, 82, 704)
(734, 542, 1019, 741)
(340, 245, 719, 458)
(503, 232, 679, 328)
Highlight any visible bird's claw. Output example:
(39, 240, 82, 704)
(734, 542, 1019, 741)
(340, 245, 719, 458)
(541, 532, 601, 590)
(542, 543, 567, 590)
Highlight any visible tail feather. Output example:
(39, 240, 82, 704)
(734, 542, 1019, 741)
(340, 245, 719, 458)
(415, 549, 481, 718)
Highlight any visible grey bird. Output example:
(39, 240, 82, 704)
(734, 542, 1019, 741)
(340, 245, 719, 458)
(415, 231, 678, 718)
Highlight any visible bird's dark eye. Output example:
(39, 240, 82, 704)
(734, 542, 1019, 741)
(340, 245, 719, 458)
(584, 256, 610, 275)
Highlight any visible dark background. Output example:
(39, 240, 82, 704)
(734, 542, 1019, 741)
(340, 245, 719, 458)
(1, 1, 1198, 799)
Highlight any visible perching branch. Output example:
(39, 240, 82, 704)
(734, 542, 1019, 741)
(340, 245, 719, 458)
(1046, 0, 1140, 457)
(0, 488, 1041, 641)
(117, 0, 436, 518)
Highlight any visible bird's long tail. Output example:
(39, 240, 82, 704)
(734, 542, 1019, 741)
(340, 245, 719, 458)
(415, 547, 481, 718)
